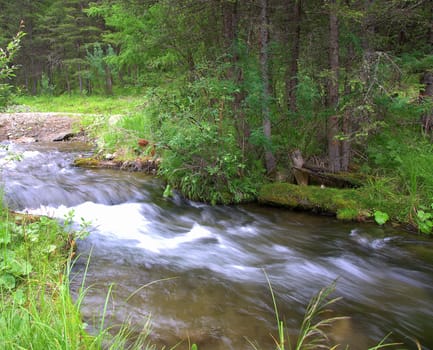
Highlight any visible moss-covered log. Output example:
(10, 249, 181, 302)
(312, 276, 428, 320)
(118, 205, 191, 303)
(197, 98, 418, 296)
(258, 183, 372, 221)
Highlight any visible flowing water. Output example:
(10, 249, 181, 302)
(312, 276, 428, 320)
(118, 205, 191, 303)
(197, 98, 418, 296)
(2, 142, 433, 350)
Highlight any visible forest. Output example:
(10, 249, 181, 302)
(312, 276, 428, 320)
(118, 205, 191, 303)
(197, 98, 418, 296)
(3, 2, 433, 349)
(1, 0, 433, 232)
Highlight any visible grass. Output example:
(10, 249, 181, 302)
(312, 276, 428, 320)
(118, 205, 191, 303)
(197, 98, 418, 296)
(11, 93, 156, 160)
(11, 93, 148, 115)
(246, 271, 404, 350)
(0, 201, 155, 350)
(0, 202, 90, 349)
(258, 179, 430, 232)
(262, 272, 346, 350)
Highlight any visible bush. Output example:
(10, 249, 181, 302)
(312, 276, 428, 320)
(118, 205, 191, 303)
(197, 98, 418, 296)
(145, 70, 265, 204)
(0, 29, 24, 110)
(160, 119, 260, 204)
(365, 127, 433, 230)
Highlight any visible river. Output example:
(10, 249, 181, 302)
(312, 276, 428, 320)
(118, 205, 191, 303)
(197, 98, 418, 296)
(2, 142, 433, 350)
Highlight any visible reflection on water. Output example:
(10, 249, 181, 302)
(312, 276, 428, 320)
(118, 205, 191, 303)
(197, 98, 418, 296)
(3, 142, 433, 350)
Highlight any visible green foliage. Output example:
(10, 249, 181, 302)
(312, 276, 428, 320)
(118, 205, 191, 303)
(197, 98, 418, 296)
(0, 197, 156, 349)
(296, 74, 323, 121)
(366, 128, 433, 227)
(93, 111, 153, 154)
(336, 207, 360, 221)
(85, 43, 116, 94)
(374, 210, 389, 226)
(163, 184, 173, 198)
(40, 73, 55, 96)
(259, 272, 345, 350)
(415, 205, 433, 235)
(160, 120, 259, 204)
(143, 63, 265, 204)
(0, 29, 24, 109)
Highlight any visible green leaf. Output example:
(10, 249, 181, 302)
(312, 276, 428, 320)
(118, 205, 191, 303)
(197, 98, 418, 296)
(0, 230, 11, 244)
(374, 210, 389, 225)
(13, 289, 26, 305)
(418, 221, 433, 234)
(163, 184, 173, 198)
(0, 250, 16, 263)
(9, 258, 32, 276)
(417, 210, 432, 222)
(0, 273, 16, 289)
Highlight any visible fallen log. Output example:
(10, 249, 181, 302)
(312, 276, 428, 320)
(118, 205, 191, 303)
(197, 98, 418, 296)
(290, 150, 363, 188)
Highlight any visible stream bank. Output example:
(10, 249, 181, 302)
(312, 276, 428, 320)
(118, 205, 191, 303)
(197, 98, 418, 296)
(0, 112, 424, 234)
(3, 141, 433, 349)
(0, 112, 88, 143)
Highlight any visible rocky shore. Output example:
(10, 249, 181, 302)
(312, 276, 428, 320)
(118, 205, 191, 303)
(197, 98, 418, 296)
(0, 112, 87, 143)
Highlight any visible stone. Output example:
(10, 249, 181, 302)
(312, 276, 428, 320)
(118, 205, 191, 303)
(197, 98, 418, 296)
(52, 131, 75, 142)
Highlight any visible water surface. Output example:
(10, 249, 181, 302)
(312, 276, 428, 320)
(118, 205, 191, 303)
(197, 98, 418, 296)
(2, 142, 433, 349)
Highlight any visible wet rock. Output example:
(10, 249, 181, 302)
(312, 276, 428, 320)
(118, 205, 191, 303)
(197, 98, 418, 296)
(52, 131, 76, 142)
(104, 153, 116, 160)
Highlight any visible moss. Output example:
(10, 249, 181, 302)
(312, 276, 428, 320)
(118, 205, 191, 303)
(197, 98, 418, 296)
(336, 208, 360, 221)
(258, 183, 370, 221)
(73, 157, 101, 167)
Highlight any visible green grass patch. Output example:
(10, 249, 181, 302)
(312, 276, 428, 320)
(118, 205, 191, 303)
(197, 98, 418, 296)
(11, 94, 147, 115)
(0, 202, 154, 349)
(0, 203, 91, 349)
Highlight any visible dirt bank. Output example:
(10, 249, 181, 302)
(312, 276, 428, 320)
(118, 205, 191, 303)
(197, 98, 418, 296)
(0, 112, 87, 143)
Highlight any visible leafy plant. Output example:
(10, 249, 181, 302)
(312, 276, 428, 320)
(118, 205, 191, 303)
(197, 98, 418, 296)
(0, 198, 156, 350)
(85, 43, 117, 95)
(415, 205, 433, 234)
(159, 119, 259, 204)
(144, 75, 265, 204)
(374, 210, 389, 226)
(40, 73, 55, 96)
(0, 27, 25, 109)
(366, 129, 433, 224)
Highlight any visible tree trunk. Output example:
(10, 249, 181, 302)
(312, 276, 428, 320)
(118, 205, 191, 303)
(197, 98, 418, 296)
(361, 0, 375, 83)
(105, 65, 113, 95)
(78, 63, 83, 94)
(222, 0, 238, 55)
(260, 0, 276, 174)
(421, 0, 433, 91)
(327, 0, 340, 172)
(419, 0, 433, 137)
(286, 0, 302, 112)
(341, 110, 351, 171)
(341, 33, 355, 172)
(222, 0, 250, 163)
(87, 79, 92, 95)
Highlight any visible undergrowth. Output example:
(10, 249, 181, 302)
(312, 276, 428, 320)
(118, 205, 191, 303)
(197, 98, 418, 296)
(0, 200, 155, 350)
